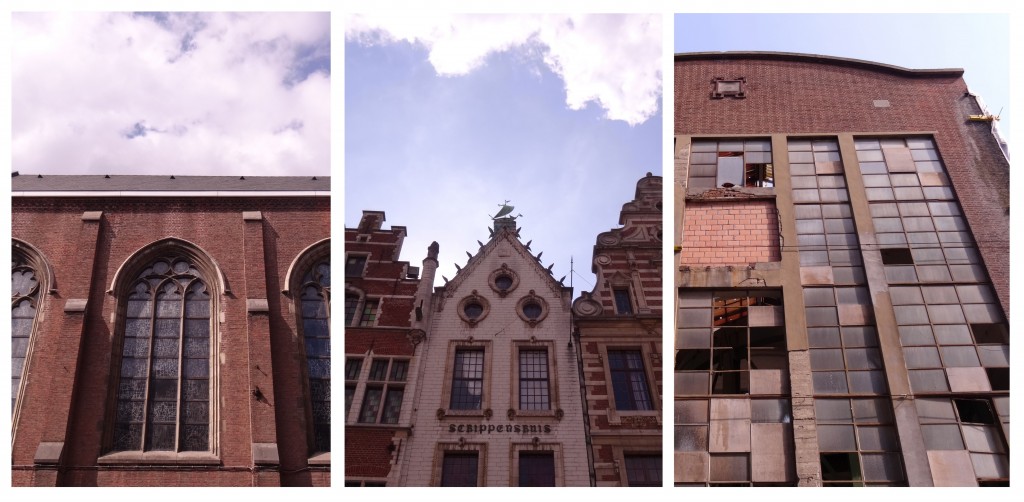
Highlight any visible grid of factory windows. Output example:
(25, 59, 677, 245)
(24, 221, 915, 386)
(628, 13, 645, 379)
(675, 290, 786, 395)
(857, 138, 987, 283)
(916, 397, 1009, 484)
(675, 398, 795, 485)
(816, 398, 905, 486)
(790, 138, 866, 284)
(805, 287, 885, 395)
(688, 139, 774, 189)
(857, 138, 1008, 393)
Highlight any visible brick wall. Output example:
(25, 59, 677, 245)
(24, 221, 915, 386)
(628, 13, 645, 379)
(680, 199, 780, 265)
(675, 55, 1010, 316)
(12, 196, 329, 486)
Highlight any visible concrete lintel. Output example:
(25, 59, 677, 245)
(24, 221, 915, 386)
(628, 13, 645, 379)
(64, 299, 88, 313)
(242, 211, 263, 221)
(34, 442, 65, 465)
(247, 299, 269, 313)
(81, 211, 103, 221)
(252, 442, 280, 465)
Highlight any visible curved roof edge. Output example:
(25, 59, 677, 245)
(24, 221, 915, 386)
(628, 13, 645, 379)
(675, 51, 963, 78)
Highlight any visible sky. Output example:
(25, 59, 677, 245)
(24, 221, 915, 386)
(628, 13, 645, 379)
(345, 14, 663, 294)
(11, 12, 330, 176)
(675, 13, 1012, 147)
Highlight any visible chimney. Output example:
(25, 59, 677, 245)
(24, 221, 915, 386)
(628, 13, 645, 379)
(411, 241, 440, 329)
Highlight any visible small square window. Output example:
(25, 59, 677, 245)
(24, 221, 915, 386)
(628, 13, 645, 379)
(345, 255, 367, 277)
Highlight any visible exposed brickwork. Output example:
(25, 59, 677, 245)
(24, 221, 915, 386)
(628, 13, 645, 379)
(680, 199, 780, 265)
(12, 194, 329, 486)
(675, 54, 1009, 316)
(343, 211, 424, 485)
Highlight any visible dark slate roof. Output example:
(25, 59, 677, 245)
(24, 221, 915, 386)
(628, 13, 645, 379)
(12, 174, 330, 192)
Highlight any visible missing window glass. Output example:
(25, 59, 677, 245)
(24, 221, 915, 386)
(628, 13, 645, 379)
(820, 452, 861, 481)
(880, 248, 914, 265)
(986, 368, 1009, 391)
(953, 399, 996, 424)
(971, 323, 1009, 344)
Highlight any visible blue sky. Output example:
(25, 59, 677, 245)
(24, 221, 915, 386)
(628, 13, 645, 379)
(345, 14, 662, 293)
(11, 12, 330, 175)
(675, 13, 1012, 145)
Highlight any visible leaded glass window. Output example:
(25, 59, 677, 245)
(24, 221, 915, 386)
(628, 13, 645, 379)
(112, 256, 210, 452)
(12, 252, 40, 414)
(609, 350, 653, 411)
(301, 259, 331, 453)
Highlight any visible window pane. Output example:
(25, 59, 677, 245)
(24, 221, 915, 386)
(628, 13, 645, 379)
(609, 350, 653, 410)
(624, 455, 662, 487)
(441, 453, 479, 487)
(519, 452, 556, 487)
(450, 349, 484, 410)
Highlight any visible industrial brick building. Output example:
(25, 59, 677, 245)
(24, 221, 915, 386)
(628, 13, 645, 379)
(11, 174, 330, 487)
(673, 52, 1009, 486)
(573, 173, 664, 486)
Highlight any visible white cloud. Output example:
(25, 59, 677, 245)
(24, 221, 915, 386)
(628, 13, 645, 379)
(12, 12, 330, 175)
(346, 14, 662, 126)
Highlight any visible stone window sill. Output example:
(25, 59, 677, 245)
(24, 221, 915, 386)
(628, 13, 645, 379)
(97, 451, 221, 465)
(308, 452, 331, 466)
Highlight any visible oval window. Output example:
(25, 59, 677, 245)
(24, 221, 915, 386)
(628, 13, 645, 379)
(522, 302, 543, 320)
(495, 275, 513, 291)
(464, 302, 484, 319)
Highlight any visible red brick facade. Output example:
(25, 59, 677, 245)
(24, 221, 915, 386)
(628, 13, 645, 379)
(675, 53, 1009, 315)
(343, 211, 428, 486)
(12, 178, 330, 487)
(573, 173, 663, 486)
(680, 199, 780, 265)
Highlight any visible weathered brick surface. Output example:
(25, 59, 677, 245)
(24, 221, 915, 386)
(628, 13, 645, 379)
(12, 195, 329, 486)
(675, 54, 1010, 316)
(343, 213, 424, 485)
(680, 199, 780, 265)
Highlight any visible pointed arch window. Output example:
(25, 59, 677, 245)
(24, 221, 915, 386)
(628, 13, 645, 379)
(301, 259, 331, 453)
(12, 251, 41, 414)
(112, 256, 211, 452)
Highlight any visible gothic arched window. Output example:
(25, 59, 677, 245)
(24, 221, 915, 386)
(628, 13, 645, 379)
(12, 250, 41, 414)
(112, 256, 211, 452)
(300, 259, 331, 453)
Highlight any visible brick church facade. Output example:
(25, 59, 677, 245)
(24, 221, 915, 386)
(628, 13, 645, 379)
(673, 52, 1010, 486)
(11, 174, 330, 487)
